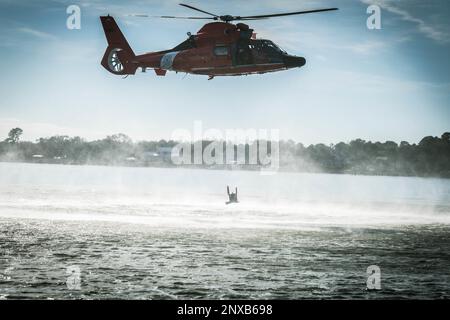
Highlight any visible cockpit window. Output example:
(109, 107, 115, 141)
(251, 40, 286, 54)
(266, 40, 286, 54)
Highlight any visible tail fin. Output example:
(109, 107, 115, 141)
(100, 16, 138, 75)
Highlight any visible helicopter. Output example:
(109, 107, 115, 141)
(100, 3, 338, 79)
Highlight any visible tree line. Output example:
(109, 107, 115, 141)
(1, 128, 449, 178)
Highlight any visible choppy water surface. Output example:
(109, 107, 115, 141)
(0, 162, 449, 299)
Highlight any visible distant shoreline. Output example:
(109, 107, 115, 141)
(1, 159, 449, 180)
(1, 130, 449, 179)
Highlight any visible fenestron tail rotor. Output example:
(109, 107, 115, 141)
(107, 49, 124, 73)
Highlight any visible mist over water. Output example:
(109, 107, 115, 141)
(0, 162, 449, 299)
(1, 162, 449, 229)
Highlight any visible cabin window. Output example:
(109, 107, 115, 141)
(214, 46, 229, 56)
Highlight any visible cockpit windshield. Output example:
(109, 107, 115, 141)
(251, 39, 286, 54)
(264, 40, 286, 54)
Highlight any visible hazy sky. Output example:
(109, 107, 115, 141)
(0, 0, 449, 145)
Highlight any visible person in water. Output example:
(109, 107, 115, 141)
(226, 186, 238, 205)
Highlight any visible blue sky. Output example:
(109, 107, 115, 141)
(0, 0, 449, 144)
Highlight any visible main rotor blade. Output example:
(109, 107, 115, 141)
(237, 8, 338, 20)
(160, 15, 215, 19)
(239, 18, 269, 21)
(127, 14, 214, 20)
(179, 3, 218, 17)
(126, 14, 150, 17)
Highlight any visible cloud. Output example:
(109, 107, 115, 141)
(17, 27, 56, 40)
(0, 118, 109, 141)
(361, 0, 450, 44)
(345, 40, 387, 54)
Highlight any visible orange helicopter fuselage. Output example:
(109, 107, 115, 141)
(100, 16, 306, 78)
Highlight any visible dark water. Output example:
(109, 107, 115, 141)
(0, 163, 449, 299)
(1, 219, 449, 299)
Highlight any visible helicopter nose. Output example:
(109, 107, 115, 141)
(283, 55, 306, 68)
